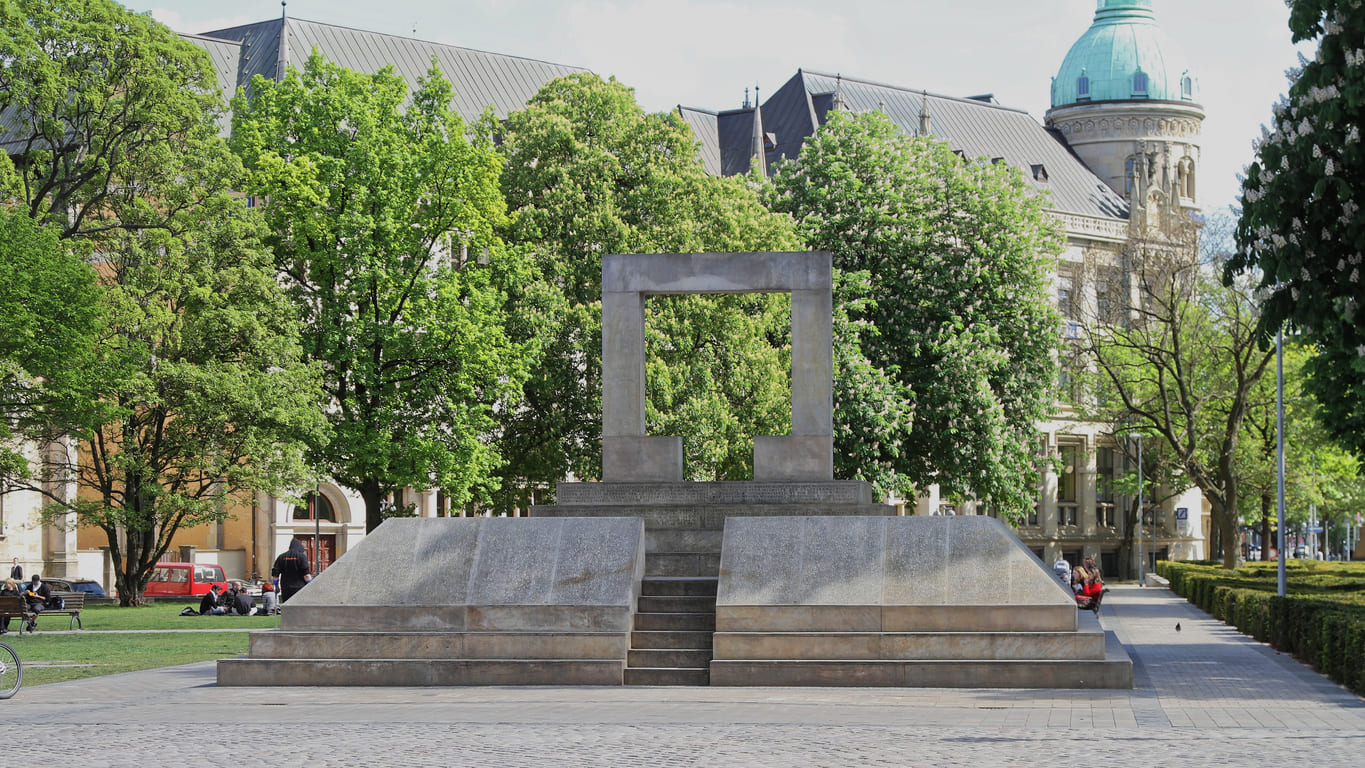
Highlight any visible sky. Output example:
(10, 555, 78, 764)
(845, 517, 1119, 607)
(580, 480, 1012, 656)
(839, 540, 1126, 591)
(121, 0, 1311, 219)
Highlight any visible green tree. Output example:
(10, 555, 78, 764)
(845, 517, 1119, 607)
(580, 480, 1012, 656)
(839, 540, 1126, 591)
(60, 201, 325, 605)
(0, 0, 325, 604)
(768, 109, 1062, 515)
(232, 53, 535, 529)
(0, 208, 100, 484)
(1079, 217, 1274, 569)
(0, 0, 223, 238)
(498, 73, 801, 496)
(1231, 0, 1365, 458)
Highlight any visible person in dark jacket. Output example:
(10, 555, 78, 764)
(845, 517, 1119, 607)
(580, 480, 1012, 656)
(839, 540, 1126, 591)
(1, 578, 19, 633)
(271, 538, 311, 603)
(199, 583, 227, 615)
(227, 581, 253, 615)
(9, 557, 21, 581)
(22, 574, 51, 631)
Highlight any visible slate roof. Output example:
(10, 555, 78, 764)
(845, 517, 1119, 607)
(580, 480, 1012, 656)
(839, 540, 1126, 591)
(681, 69, 1129, 222)
(197, 16, 586, 121)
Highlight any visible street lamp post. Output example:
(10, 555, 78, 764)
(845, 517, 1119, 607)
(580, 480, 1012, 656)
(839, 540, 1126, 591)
(1137, 432, 1144, 587)
(1276, 328, 1287, 597)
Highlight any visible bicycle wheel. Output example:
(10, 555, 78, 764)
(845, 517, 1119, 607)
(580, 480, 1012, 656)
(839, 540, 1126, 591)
(0, 640, 21, 699)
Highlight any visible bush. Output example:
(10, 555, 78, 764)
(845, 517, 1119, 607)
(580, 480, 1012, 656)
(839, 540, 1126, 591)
(1158, 560, 1365, 697)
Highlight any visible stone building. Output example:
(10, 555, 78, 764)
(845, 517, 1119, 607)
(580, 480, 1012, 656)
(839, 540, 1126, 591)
(680, 0, 1208, 576)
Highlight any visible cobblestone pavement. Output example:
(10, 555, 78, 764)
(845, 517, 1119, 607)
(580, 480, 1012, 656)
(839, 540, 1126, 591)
(6, 584, 1364, 767)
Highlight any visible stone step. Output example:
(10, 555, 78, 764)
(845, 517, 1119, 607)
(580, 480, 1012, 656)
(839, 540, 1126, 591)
(552, 481, 877, 507)
(630, 630, 714, 650)
(711, 628, 1107, 661)
(637, 595, 716, 614)
(641, 577, 718, 597)
(633, 611, 716, 632)
(647, 528, 723, 554)
(624, 666, 711, 686)
(708, 632, 1133, 688)
(627, 648, 713, 669)
(247, 631, 628, 660)
(217, 657, 626, 686)
(646, 552, 720, 578)
(532, 504, 896, 530)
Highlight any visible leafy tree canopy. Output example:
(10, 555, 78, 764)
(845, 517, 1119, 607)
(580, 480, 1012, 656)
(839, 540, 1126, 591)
(768, 110, 1063, 514)
(0, 1, 325, 603)
(0, 0, 224, 238)
(232, 52, 536, 528)
(498, 73, 801, 494)
(1232, 0, 1365, 456)
(0, 208, 100, 482)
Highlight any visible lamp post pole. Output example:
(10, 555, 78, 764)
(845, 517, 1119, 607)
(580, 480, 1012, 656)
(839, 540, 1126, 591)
(1137, 432, 1144, 587)
(1277, 329, 1287, 597)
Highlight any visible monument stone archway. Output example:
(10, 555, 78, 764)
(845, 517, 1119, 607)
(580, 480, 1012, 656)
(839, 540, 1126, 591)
(601, 251, 832, 482)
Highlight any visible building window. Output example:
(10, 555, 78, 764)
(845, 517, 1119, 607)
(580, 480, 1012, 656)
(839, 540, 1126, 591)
(293, 492, 336, 522)
(1180, 73, 1193, 100)
(1132, 70, 1149, 97)
(1097, 447, 1117, 528)
(1077, 73, 1090, 101)
(1058, 445, 1078, 527)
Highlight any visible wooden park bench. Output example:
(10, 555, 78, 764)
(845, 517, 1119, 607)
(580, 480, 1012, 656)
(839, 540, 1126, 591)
(0, 592, 85, 632)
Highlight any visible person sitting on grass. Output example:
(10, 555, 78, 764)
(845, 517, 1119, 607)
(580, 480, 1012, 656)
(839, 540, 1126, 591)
(227, 581, 254, 616)
(199, 583, 228, 615)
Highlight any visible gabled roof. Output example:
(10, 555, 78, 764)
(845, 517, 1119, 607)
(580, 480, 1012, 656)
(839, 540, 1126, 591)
(676, 107, 722, 176)
(198, 16, 586, 121)
(682, 69, 1129, 222)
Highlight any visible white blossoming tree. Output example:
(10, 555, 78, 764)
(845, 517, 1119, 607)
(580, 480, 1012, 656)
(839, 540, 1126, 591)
(769, 110, 1062, 517)
(1231, 0, 1365, 455)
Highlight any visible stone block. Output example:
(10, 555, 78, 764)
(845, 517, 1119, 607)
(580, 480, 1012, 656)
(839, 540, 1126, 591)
(549, 481, 878, 507)
(601, 436, 683, 483)
(752, 435, 833, 481)
(218, 658, 626, 687)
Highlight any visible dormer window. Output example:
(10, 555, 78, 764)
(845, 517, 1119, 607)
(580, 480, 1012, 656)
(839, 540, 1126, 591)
(1180, 73, 1193, 100)
(1132, 70, 1149, 97)
(1031, 164, 1049, 182)
(1077, 72, 1090, 101)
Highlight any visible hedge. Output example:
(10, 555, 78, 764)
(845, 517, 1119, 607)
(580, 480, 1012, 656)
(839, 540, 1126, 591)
(1156, 560, 1365, 697)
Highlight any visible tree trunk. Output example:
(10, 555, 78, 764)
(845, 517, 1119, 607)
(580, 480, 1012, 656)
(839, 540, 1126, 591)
(1212, 499, 1240, 570)
(360, 479, 386, 533)
(1260, 493, 1273, 561)
(1118, 498, 1138, 580)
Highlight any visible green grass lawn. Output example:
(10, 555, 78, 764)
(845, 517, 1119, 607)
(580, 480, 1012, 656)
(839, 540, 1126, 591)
(3, 632, 251, 687)
(2, 602, 278, 688)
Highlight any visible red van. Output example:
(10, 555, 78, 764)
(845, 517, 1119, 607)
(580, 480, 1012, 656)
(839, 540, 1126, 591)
(144, 562, 227, 597)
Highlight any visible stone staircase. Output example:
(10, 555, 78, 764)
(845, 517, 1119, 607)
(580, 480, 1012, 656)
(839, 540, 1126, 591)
(624, 576, 717, 686)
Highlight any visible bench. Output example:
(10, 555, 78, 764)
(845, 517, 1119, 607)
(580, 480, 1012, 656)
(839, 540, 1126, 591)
(0, 592, 85, 632)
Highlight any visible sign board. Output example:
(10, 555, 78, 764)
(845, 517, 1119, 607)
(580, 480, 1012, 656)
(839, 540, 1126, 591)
(1175, 507, 1189, 520)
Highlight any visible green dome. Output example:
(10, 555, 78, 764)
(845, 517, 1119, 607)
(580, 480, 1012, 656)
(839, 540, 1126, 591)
(1051, 0, 1199, 108)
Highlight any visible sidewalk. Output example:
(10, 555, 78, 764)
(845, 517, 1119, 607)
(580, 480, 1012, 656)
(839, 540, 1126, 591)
(7, 584, 1364, 767)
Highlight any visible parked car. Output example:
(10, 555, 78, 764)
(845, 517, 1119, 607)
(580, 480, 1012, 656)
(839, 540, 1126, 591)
(41, 577, 108, 598)
(144, 562, 227, 597)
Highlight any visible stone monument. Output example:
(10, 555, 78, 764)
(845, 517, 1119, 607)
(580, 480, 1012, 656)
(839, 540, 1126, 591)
(219, 250, 1130, 688)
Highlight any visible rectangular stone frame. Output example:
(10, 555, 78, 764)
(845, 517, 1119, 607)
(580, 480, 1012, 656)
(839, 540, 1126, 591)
(601, 252, 833, 482)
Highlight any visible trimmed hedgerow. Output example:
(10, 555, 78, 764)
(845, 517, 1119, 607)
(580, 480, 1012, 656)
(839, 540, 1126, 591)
(1157, 560, 1365, 697)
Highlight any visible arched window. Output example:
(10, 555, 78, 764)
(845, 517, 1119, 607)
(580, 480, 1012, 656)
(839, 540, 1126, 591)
(1180, 73, 1193, 100)
(1077, 73, 1090, 101)
(1125, 156, 1137, 197)
(293, 492, 335, 522)
(1132, 70, 1149, 97)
